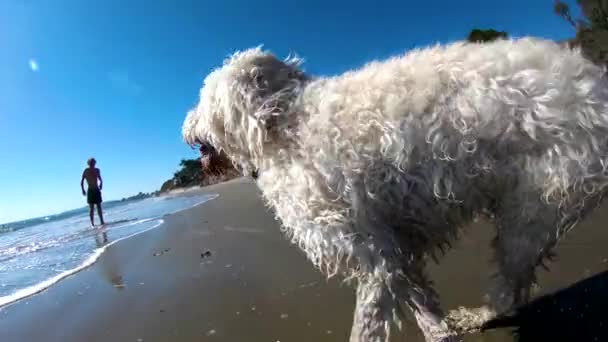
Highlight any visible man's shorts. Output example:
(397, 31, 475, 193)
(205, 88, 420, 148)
(87, 188, 103, 205)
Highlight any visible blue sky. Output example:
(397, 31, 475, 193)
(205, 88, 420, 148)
(0, 0, 579, 223)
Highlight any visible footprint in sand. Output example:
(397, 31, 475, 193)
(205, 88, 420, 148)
(153, 248, 171, 256)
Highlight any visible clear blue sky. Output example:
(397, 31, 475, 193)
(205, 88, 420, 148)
(0, 0, 579, 224)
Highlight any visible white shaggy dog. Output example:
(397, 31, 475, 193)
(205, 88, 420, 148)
(182, 37, 608, 342)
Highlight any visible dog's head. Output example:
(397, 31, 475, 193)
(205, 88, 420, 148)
(183, 47, 309, 174)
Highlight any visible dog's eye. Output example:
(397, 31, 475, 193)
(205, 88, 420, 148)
(254, 74, 265, 88)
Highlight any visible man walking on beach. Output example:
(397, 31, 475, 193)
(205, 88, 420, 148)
(81, 158, 105, 227)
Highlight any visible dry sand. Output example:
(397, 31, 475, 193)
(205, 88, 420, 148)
(1, 177, 607, 342)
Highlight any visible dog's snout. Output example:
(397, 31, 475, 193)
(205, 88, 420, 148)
(195, 140, 218, 160)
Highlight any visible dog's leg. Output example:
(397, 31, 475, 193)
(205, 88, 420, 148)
(407, 285, 460, 342)
(347, 172, 461, 341)
(490, 195, 559, 314)
(350, 270, 459, 342)
(445, 194, 571, 334)
(350, 277, 398, 342)
(401, 264, 462, 342)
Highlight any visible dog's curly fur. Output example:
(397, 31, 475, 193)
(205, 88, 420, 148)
(182, 37, 608, 342)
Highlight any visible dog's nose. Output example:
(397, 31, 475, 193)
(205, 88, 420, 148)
(192, 138, 209, 152)
(195, 139, 216, 159)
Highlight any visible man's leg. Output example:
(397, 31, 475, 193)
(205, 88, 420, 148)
(89, 204, 95, 227)
(97, 203, 105, 225)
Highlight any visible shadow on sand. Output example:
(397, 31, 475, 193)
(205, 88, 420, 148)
(482, 270, 608, 341)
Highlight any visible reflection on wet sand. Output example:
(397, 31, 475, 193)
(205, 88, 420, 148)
(93, 229, 125, 289)
(94, 230, 108, 247)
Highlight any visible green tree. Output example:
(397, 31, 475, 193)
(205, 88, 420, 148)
(554, 0, 578, 27)
(554, 0, 608, 66)
(467, 28, 509, 43)
(159, 148, 243, 193)
(172, 158, 204, 186)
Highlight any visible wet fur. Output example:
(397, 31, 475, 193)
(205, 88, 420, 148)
(183, 38, 608, 341)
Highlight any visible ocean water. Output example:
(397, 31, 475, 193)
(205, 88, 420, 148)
(0, 193, 218, 307)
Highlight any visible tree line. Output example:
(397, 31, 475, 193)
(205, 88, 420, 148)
(468, 0, 607, 67)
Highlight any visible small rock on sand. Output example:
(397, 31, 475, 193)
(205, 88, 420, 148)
(153, 248, 171, 257)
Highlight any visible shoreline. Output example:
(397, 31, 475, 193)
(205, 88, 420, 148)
(0, 177, 356, 342)
(0, 182, 230, 310)
(1, 177, 607, 342)
(0, 220, 165, 309)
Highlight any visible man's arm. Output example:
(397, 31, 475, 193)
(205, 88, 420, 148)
(97, 168, 103, 191)
(81, 170, 86, 195)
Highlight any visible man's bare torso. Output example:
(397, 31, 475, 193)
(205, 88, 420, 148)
(83, 168, 100, 189)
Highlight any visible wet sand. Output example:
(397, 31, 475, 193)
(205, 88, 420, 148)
(1, 177, 607, 342)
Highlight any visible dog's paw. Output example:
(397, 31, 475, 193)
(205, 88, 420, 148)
(444, 306, 497, 335)
(437, 335, 463, 342)
(430, 331, 463, 342)
(421, 319, 463, 342)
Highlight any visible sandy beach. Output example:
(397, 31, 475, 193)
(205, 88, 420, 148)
(1, 177, 607, 342)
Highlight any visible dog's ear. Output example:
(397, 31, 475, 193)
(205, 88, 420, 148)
(243, 53, 308, 134)
(247, 55, 307, 90)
